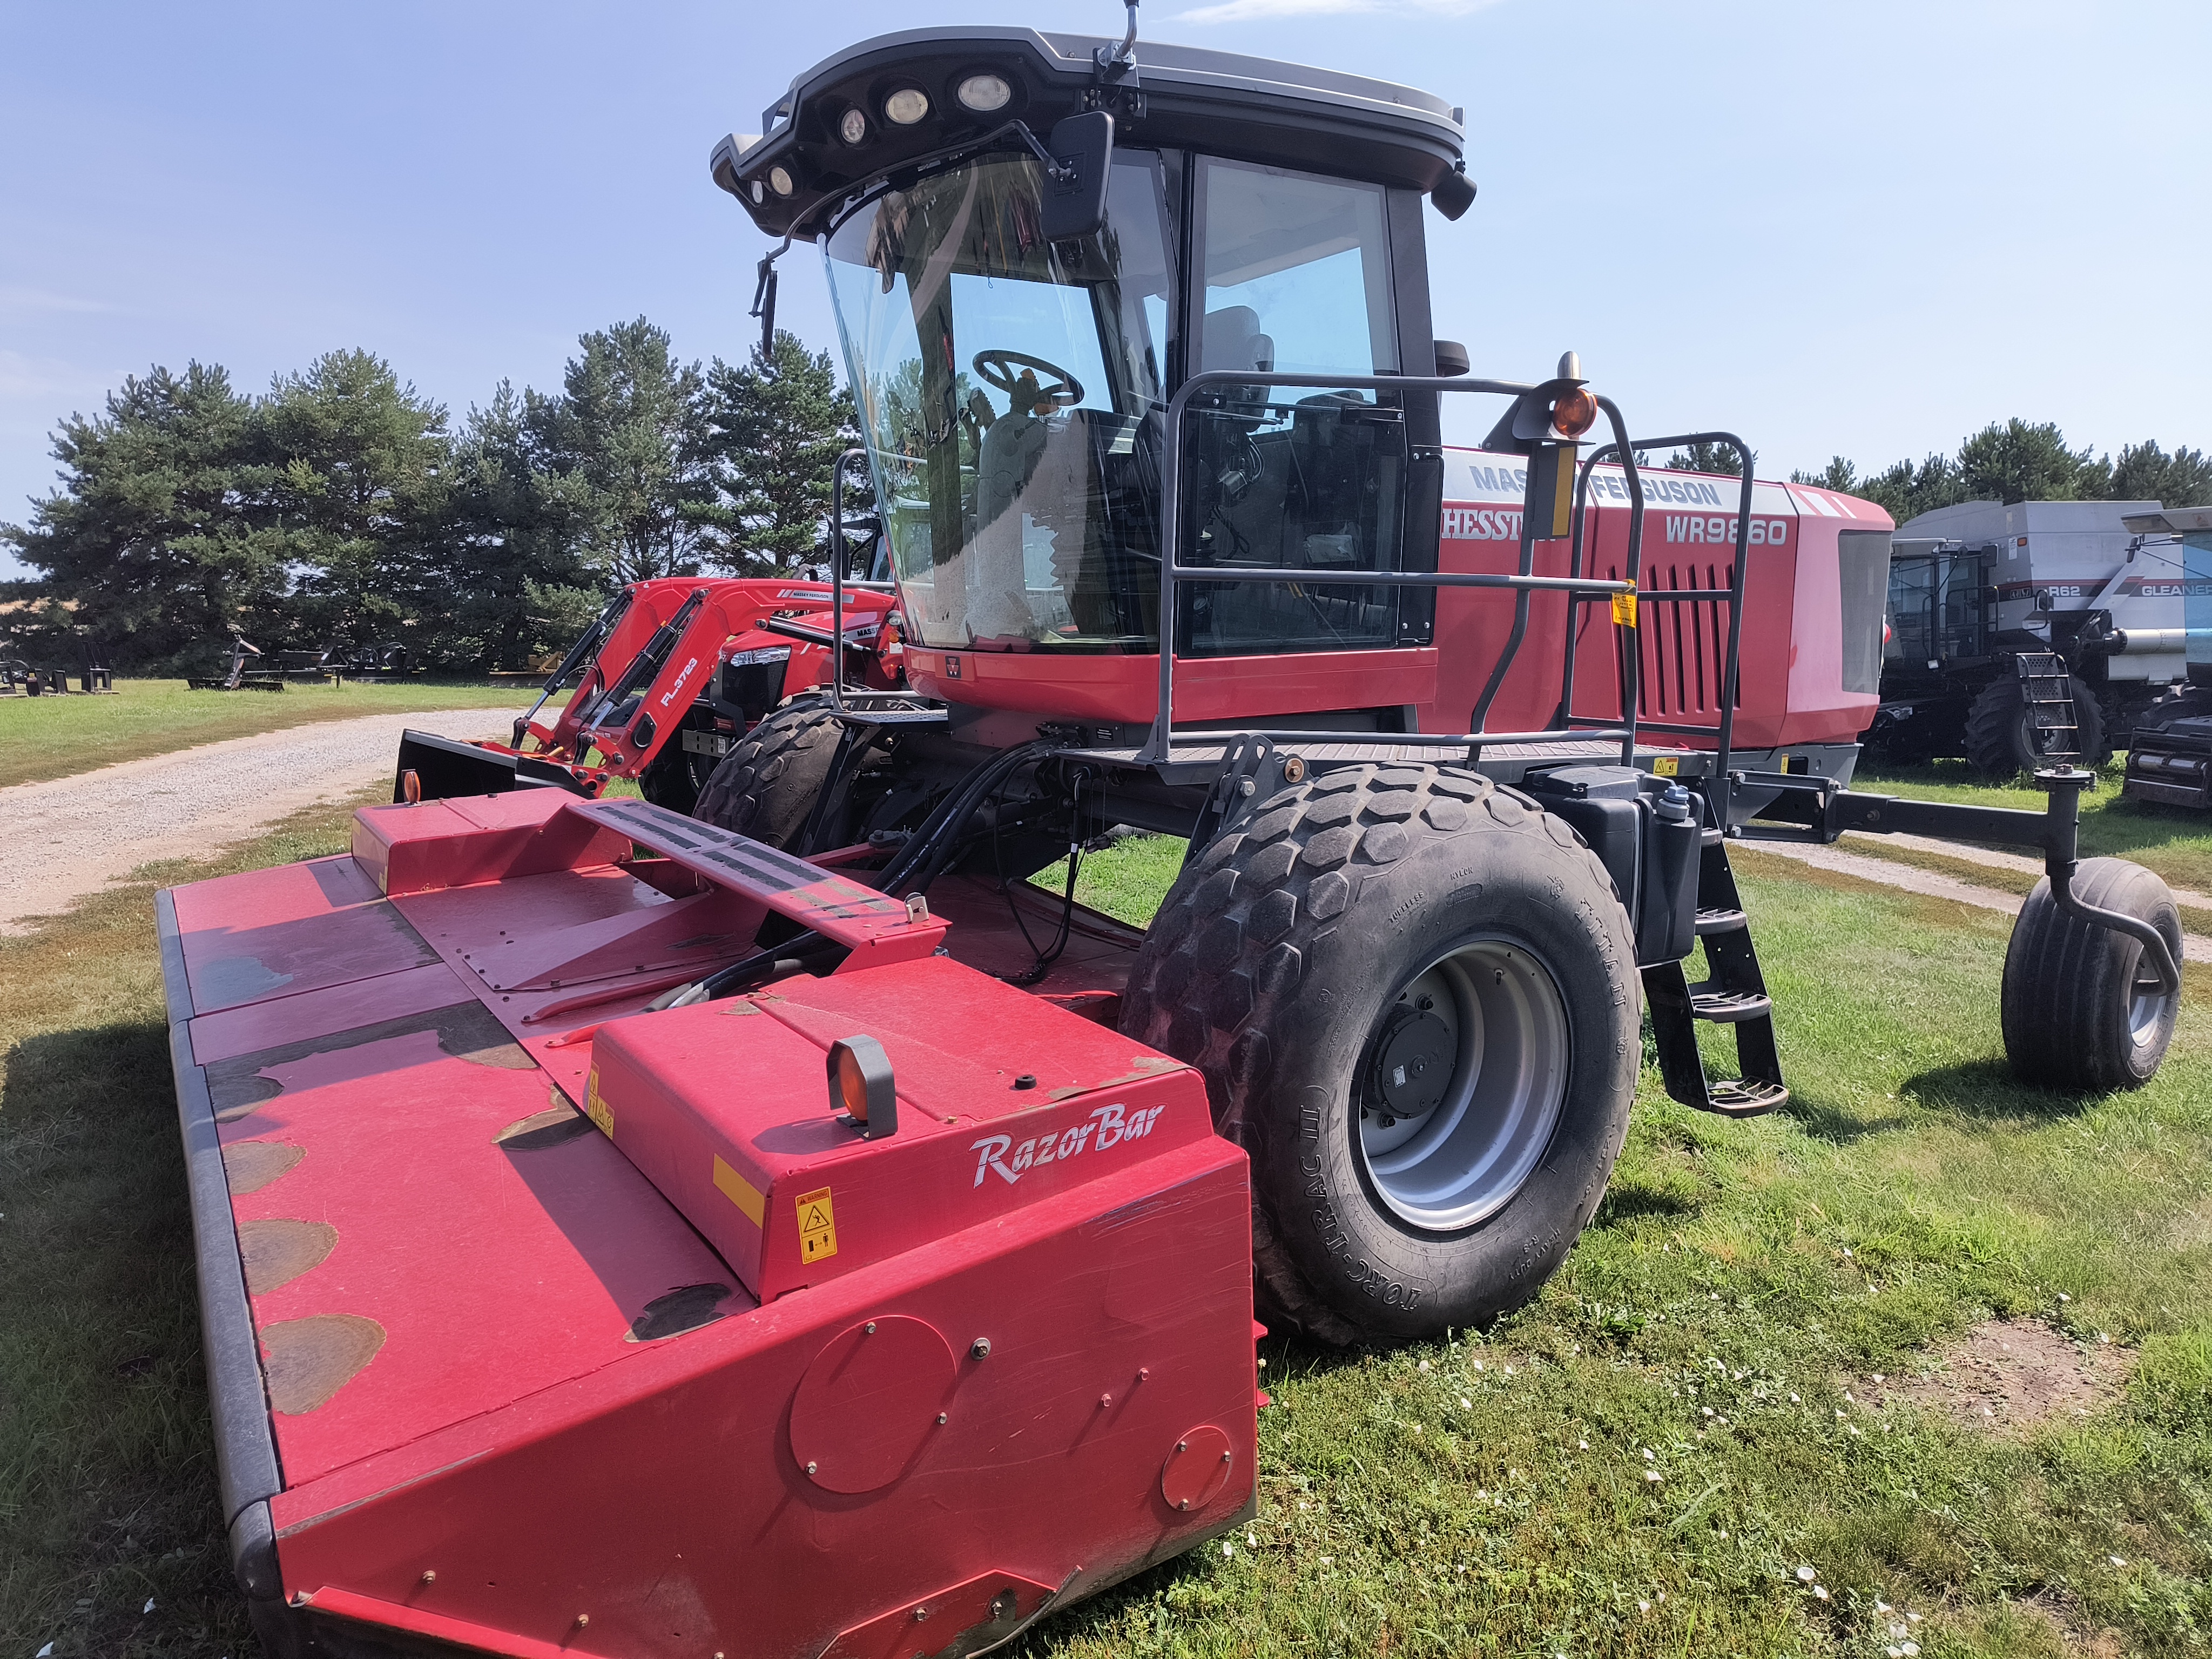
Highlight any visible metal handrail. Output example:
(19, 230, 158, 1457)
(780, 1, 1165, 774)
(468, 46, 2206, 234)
(1144, 369, 1643, 767)
(1574, 431, 1754, 824)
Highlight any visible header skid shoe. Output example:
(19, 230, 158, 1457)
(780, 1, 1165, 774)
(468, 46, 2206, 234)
(159, 786, 1258, 1658)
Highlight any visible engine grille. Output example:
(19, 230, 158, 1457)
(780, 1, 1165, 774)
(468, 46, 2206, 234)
(1613, 559, 1738, 720)
(721, 655, 790, 723)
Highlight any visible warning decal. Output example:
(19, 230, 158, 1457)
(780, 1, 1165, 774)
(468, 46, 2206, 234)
(1611, 590, 1638, 628)
(584, 1069, 614, 1139)
(796, 1186, 838, 1263)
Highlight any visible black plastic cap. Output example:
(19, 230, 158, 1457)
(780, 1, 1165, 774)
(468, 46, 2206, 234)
(1429, 168, 1476, 220)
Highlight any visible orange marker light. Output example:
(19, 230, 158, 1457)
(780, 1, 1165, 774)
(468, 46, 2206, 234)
(827, 1035, 898, 1139)
(1549, 386, 1598, 441)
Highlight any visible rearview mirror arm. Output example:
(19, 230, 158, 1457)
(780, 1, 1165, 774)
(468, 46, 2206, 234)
(751, 235, 792, 363)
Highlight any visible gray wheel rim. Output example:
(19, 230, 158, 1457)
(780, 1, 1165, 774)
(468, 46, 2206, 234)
(1355, 938, 1570, 1231)
(2130, 957, 2177, 1050)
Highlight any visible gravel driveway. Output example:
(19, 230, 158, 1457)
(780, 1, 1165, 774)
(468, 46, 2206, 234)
(0, 708, 525, 934)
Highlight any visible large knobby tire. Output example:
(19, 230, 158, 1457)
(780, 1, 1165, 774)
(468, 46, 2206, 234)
(692, 703, 843, 849)
(2001, 856, 2181, 1092)
(1120, 764, 1641, 1346)
(1966, 671, 2108, 775)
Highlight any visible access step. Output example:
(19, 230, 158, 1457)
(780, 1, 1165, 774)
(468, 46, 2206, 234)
(1701, 1078, 1790, 1117)
(1690, 987, 1772, 1023)
(1694, 906, 1747, 936)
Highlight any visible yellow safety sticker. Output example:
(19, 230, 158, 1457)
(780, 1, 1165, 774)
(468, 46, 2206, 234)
(796, 1186, 839, 1263)
(1653, 755, 1680, 777)
(713, 1155, 765, 1226)
(584, 1068, 615, 1139)
(1611, 590, 1638, 628)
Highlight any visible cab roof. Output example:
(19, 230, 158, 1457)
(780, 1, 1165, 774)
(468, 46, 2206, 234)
(711, 25, 1467, 240)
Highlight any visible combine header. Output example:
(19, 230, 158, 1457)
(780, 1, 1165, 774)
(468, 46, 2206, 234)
(165, 11, 2187, 1655)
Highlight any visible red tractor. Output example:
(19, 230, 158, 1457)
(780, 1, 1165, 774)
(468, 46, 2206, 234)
(395, 572, 906, 811)
(164, 16, 2183, 1657)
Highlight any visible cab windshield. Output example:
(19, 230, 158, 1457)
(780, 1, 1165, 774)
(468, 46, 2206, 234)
(825, 147, 1417, 657)
(826, 150, 1175, 651)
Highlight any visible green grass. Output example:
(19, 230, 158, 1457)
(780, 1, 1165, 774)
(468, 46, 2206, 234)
(7, 818, 2212, 1656)
(0, 677, 531, 790)
(1026, 835, 2212, 1658)
(1854, 758, 2212, 898)
(0, 794, 372, 1659)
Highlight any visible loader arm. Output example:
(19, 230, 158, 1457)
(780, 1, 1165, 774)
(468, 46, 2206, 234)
(567, 579, 854, 774)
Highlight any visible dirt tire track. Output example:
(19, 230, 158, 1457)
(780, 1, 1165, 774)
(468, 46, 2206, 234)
(0, 708, 525, 934)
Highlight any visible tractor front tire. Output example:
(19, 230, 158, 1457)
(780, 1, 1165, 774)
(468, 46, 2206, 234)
(2001, 856, 2181, 1092)
(692, 703, 843, 850)
(1121, 765, 1640, 1346)
(1966, 671, 2108, 775)
(638, 743, 709, 815)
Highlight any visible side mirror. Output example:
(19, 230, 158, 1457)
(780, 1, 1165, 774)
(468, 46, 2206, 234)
(1043, 111, 1114, 244)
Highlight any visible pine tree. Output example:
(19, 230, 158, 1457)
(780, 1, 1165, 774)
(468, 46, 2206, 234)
(1954, 418, 2105, 504)
(2110, 441, 2212, 509)
(699, 329, 864, 575)
(432, 383, 605, 668)
(1663, 441, 1748, 477)
(262, 349, 453, 649)
(539, 319, 715, 583)
(1, 362, 279, 669)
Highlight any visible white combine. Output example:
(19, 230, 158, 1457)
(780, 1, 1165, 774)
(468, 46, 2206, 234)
(1876, 498, 2196, 772)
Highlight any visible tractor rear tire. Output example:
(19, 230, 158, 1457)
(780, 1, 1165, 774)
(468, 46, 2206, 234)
(1120, 765, 1640, 1346)
(1965, 671, 2108, 775)
(692, 703, 843, 850)
(2001, 856, 2181, 1092)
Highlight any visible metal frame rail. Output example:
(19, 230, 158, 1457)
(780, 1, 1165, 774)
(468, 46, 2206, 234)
(827, 445, 936, 722)
(1141, 369, 1647, 768)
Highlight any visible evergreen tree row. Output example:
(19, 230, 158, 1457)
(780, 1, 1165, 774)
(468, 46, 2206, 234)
(1791, 419, 2212, 524)
(0, 320, 858, 673)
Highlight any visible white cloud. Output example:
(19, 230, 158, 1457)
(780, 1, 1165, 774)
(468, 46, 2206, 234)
(0, 349, 115, 404)
(1172, 0, 1493, 22)
(0, 286, 117, 319)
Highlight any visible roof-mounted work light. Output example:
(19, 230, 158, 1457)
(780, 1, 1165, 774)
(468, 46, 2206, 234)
(827, 1035, 898, 1139)
(957, 72, 1013, 113)
(884, 86, 931, 125)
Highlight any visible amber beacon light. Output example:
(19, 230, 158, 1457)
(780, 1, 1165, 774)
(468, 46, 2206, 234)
(1549, 385, 1599, 441)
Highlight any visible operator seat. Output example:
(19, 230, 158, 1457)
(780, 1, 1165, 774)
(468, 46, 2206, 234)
(1189, 307, 1301, 648)
(1199, 305, 1274, 382)
(970, 370, 1096, 642)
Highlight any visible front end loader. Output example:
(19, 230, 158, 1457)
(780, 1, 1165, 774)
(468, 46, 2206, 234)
(395, 574, 905, 812)
(164, 14, 2187, 1656)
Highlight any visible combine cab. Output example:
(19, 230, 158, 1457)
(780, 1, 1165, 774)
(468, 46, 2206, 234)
(164, 15, 2188, 1657)
(2119, 504, 2212, 808)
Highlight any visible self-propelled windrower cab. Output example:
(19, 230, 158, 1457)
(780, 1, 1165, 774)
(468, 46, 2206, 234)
(165, 14, 2184, 1657)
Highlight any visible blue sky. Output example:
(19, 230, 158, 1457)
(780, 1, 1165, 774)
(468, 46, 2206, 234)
(3, 0, 2208, 578)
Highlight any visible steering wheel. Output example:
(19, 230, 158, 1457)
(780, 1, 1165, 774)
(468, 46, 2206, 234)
(972, 349, 1083, 412)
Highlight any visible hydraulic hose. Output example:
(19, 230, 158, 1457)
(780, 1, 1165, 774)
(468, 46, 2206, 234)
(651, 739, 1059, 1009)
